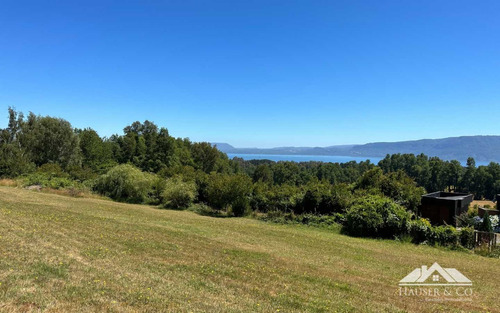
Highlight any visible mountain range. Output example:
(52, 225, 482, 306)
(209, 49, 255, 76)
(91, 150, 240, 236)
(213, 136, 500, 163)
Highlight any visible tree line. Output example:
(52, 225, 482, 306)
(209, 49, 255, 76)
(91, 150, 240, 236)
(1, 108, 498, 220)
(378, 153, 500, 200)
(0, 108, 377, 214)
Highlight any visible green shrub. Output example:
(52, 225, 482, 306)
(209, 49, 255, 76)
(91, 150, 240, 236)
(230, 197, 250, 217)
(428, 225, 459, 247)
(408, 218, 432, 244)
(67, 165, 98, 182)
(21, 164, 75, 189)
(93, 164, 154, 203)
(252, 184, 303, 213)
(297, 214, 341, 227)
(321, 183, 353, 214)
(161, 178, 197, 209)
(342, 195, 410, 238)
(459, 227, 475, 249)
(150, 176, 167, 205)
(205, 173, 252, 216)
(22, 173, 75, 189)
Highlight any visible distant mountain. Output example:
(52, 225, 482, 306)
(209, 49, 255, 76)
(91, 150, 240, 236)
(211, 143, 235, 152)
(213, 136, 500, 163)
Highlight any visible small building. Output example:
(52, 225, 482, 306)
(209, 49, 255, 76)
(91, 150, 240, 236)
(477, 194, 500, 218)
(420, 192, 473, 225)
(478, 207, 500, 218)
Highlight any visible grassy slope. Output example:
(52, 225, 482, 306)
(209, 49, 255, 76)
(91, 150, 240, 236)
(0, 187, 498, 313)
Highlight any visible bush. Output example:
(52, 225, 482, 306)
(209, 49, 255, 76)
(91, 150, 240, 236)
(265, 184, 303, 213)
(205, 173, 252, 216)
(230, 197, 250, 217)
(342, 195, 410, 238)
(428, 225, 459, 247)
(22, 173, 75, 189)
(93, 164, 154, 203)
(460, 227, 475, 249)
(320, 183, 353, 214)
(21, 164, 75, 189)
(408, 218, 432, 244)
(161, 178, 197, 209)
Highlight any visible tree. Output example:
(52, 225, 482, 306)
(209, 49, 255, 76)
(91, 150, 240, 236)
(0, 140, 35, 177)
(191, 142, 219, 173)
(18, 113, 81, 168)
(460, 157, 476, 193)
(205, 173, 252, 216)
(252, 164, 273, 184)
(161, 178, 197, 209)
(78, 128, 114, 172)
(480, 211, 493, 232)
(445, 160, 463, 192)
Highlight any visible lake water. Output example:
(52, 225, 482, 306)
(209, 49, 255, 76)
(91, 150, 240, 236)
(227, 153, 383, 164)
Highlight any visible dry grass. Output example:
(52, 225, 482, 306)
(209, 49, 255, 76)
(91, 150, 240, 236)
(39, 187, 106, 200)
(0, 187, 499, 312)
(0, 179, 18, 187)
(471, 200, 496, 208)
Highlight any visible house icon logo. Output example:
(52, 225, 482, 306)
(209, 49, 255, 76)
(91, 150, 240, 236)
(399, 262, 472, 286)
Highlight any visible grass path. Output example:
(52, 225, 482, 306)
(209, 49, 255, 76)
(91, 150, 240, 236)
(0, 187, 498, 312)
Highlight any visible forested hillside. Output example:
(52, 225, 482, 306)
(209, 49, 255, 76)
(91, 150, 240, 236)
(216, 136, 500, 162)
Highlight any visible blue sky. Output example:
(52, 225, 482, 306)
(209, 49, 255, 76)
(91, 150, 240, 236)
(1, 1, 499, 148)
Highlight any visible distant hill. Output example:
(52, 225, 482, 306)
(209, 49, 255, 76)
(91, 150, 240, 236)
(213, 136, 500, 163)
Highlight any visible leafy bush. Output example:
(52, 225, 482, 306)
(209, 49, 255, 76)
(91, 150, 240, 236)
(428, 225, 459, 247)
(161, 178, 197, 209)
(321, 183, 354, 214)
(342, 195, 410, 238)
(21, 164, 75, 189)
(22, 173, 75, 189)
(265, 184, 303, 213)
(93, 164, 154, 203)
(459, 227, 475, 249)
(205, 173, 252, 216)
(408, 219, 470, 248)
(299, 182, 332, 214)
(456, 212, 479, 229)
(408, 218, 432, 244)
(0, 143, 35, 178)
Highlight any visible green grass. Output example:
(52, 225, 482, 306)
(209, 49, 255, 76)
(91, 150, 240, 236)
(0, 186, 498, 312)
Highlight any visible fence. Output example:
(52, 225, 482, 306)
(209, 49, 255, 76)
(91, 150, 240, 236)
(474, 231, 499, 250)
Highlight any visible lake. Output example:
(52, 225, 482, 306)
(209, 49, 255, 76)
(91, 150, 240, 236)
(226, 153, 383, 164)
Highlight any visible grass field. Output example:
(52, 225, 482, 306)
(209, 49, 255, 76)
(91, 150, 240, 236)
(0, 187, 499, 312)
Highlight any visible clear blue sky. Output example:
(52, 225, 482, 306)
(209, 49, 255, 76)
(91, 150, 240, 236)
(1, 1, 499, 148)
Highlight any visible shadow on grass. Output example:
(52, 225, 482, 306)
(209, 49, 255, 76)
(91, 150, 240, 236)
(186, 204, 233, 218)
(157, 203, 233, 218)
